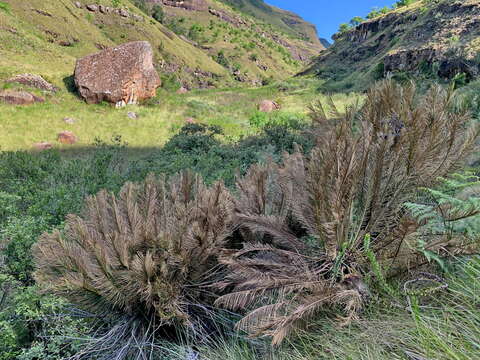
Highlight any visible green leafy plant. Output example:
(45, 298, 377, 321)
(152, 5, 165, 23)
(0, 1, 10, 13)
(405, 172, 480, 270)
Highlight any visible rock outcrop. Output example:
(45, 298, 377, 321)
(304, 0, 480, 87)
(6, 74, 58, 92)
(33, 142, 53, 151)
(79, 4, 145, 21)
(0, 90, 45, 105)
(74, 41, 161, 106)
(147, 0, 208, 11)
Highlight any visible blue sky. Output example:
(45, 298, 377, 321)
(267, 0, 394, 41)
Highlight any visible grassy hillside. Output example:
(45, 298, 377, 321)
(0, 78, 355, 151)
(218, 0, 321, 46)
(148, 0, 324, 85)
(303, 0, 480, 91)
(0, 0, 324, 90)
(0, 0, 231, 88)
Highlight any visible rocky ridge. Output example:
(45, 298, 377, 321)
(304, 0, 480, 90)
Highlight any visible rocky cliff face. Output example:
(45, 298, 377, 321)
(304, 0, 480, 90)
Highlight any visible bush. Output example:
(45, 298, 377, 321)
(33, 173, 234, 359)
(214, 80, 480, 344)
(160, 73, 181, 92)
(248, 111, 305, 130)
(0, 1, 10, 13)
(215, 51, 229, 68)
(151, 4, 165, 23)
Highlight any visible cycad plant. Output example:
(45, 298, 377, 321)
(34, 172, 234, 358)
(215, 80, 480, 344)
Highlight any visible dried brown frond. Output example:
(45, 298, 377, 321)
(217, 80, 479, 344)
(214, 242, 361, 345)
(34, 172, 234, 329)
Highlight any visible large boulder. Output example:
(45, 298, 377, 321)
(0, 90, 45, 105)
(74, 41, 161, 106)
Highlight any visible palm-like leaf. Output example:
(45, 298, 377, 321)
(34, 172, 234, 328)
(217, 80, 479, 344)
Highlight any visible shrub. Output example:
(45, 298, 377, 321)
(34, 173, 234, 358)
(249, 111, 306, 130)
(395, 0, 418, 8)
(152, 5, 165, 23)
(188, 23, 205, 43)
(349, 16, 364, 27)
(163, 123, 223, 153)
(160, 73, 181, 92)
(0, 1, 10, 13)
(215, 51, 229, 68)
(405, 172, 480, 270)
(453, 72, 468, 89)
(214, 80, 480, 344)
(372, 62, 385, 80)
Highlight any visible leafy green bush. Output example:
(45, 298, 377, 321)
(0, 1, 10, 13)
(151, 4, 165, 23)
(248, 111, 305, 130)
(160, 73, 181, 92)
(215, 51, 229, 68)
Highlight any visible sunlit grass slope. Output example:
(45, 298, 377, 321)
(0, 79, 356, 151)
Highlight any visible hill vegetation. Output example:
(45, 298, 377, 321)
(0, 0, 323, 91)
(304, 0, 480, 92)
(1, 0, 480, 359)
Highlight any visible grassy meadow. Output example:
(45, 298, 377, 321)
(0, 78, 355, 151)
(1, 78, 479, 359)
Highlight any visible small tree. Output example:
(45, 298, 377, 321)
(338, 23, 351, 34)
(349, 16, 364, 27)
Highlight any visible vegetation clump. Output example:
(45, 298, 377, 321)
(1, 79, 479, 358)
(214, 80, 479, 343)
(34, 173, 234, 358)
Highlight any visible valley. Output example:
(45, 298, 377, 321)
(0, 1, 479, 359)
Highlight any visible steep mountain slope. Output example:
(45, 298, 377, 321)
(303, 0, 480, 91)
(218, 0, 321, 46)
(0, 0, 230, 88)
(0, 0, 324, 90)
(146, 0, 324, 85)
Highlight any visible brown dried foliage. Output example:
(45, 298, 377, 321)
(215, 80, 479, 344)
(34, 172, 233, 327)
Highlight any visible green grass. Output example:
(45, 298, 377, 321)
(195, 257, 480, 360)
(0, 79, 357, 151)
(0, 0, 228, 88)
